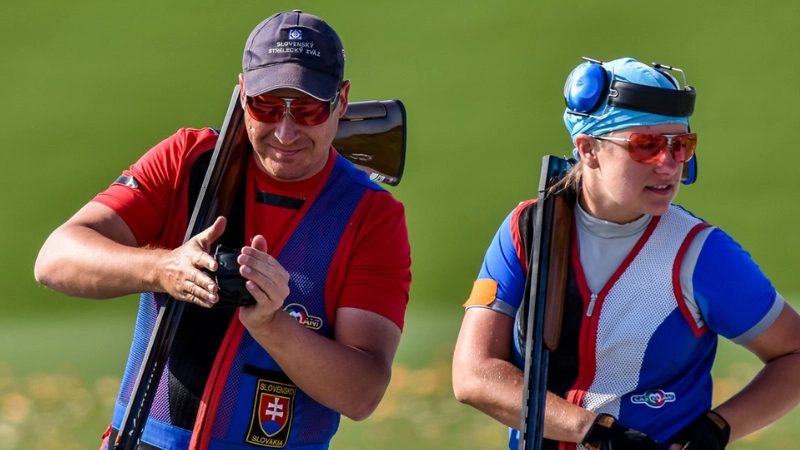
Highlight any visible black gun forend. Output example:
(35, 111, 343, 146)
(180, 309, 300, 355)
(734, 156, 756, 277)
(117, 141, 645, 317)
(202, 245, 255, 308)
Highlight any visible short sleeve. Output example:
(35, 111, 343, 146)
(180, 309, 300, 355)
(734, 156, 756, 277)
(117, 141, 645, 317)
(335, 190, 411, 330)
(692, 228, 781, 343)
(92, 128, 218, 247)
(464, 202, 531, 317)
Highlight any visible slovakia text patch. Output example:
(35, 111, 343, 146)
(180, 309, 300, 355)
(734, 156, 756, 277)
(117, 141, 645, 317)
(246, 378, 297, 448)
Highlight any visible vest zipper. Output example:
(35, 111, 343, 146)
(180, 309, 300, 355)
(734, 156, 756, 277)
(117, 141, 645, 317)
(586, 293, 598, 317)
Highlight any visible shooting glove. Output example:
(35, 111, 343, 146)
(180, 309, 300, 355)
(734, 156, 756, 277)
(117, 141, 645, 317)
(581, 413, 662, 450)
(669, 410, 730, 450)
(203, 245, 256, 308)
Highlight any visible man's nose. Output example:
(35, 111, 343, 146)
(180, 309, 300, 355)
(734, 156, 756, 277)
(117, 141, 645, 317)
(273, 112, 300, 143)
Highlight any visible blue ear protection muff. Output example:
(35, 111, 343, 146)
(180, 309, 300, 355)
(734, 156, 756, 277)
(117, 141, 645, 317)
(564, 57, 699, 185)
(564, 62, 610, 116)
(681, 152, 698, 184)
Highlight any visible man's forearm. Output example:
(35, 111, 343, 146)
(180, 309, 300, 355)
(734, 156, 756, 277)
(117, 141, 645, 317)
(35, 224, 164, 299)
(247, 311, 396, 421)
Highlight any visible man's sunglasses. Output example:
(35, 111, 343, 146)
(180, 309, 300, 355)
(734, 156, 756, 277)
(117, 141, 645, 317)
(591, 132, 697, 164)
(244, 91, 340, 126)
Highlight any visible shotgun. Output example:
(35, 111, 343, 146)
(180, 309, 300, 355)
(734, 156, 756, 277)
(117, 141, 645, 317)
(113, 85, 408, 450)
(518, 155, 574, 450)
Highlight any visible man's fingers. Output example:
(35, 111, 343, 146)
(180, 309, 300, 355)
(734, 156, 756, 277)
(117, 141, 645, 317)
(251, 234, 268, 253)
(235, 235, 290, 304)
(196, 216, 227, 249)
(240, 252, 289, 284)
(183, 276, 217, 307)
(241, 235, 288, 282)
(190, 216, 227, 271)
(239, 256, 290, 302)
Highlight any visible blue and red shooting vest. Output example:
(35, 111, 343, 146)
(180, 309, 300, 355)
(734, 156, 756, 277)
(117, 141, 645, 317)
(109, 153, 383, 449)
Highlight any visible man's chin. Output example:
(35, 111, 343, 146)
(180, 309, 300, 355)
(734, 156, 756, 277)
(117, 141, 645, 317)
(263, 162, 313, 182)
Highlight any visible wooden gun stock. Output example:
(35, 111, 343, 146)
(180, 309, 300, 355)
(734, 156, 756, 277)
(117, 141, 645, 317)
(543, 189, 571, 351)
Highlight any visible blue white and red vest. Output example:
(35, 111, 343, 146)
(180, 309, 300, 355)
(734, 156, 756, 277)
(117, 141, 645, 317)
(505, 206, 711, 449)
(479, 204, 779, 450)
(553, 207, 710, 449)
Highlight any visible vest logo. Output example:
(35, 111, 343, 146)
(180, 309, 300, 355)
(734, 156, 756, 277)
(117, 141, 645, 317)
(630, 389, 676, 408)
(284, 303, 322, 330)
(246, 379, 297, 448)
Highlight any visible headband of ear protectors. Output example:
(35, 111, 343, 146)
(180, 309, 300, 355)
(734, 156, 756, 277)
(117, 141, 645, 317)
(564, 57, 699, 185)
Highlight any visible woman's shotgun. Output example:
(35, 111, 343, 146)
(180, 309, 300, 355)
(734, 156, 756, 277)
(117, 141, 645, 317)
(113, 85, 407, 450)
(518, 155, 574, 450)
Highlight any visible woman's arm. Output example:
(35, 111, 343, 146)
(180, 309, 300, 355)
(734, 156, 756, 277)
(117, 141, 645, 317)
(714, 302, 800, 441)
(452, 307, 596, 442)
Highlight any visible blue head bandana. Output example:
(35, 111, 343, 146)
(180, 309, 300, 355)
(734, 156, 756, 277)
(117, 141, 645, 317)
(563, 57, 691, 157)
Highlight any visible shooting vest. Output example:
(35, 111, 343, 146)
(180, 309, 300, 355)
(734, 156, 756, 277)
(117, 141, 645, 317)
(512, 204, 710, 450)
(108, 147, 383, 450)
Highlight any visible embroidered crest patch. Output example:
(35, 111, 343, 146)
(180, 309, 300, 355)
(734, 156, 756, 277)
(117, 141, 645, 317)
(245, 378, 297, 447)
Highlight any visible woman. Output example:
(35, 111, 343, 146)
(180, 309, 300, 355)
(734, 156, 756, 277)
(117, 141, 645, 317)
(452, 57, 800, 450)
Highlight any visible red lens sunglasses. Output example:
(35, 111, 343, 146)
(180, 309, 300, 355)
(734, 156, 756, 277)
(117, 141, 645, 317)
(591, 132, 697, 164)
(245, 90, 341, 126)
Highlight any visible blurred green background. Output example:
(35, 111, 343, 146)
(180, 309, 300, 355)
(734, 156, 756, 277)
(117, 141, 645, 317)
(3, 0, 800, 448)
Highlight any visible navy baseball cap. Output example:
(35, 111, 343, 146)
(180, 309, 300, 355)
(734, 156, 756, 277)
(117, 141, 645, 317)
(242, 10, 345, 101)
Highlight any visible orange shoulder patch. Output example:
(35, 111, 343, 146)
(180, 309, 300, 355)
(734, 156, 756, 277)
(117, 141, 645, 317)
(463, 279, 498, 307)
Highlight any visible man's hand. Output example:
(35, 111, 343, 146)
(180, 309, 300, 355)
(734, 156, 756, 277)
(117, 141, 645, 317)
(582, 414, 663, 450)
(237, 235, 291, 330)
(155, 216, 226, 307)
(668, 410, 730, 450)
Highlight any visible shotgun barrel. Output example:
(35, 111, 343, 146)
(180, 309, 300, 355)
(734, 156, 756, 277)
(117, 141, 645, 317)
(518, 155, 574, 450)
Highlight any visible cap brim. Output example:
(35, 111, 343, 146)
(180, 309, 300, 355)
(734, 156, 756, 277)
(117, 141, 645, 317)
(244, 63, 339, 101)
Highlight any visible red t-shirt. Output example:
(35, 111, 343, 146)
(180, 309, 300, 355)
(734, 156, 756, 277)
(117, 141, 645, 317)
(93, 128, 411, 329)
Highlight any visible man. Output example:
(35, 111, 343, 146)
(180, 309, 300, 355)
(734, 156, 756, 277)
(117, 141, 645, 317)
(34, 10, 411, 450)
